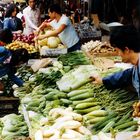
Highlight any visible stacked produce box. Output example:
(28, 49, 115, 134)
(74, 23, 101, 44)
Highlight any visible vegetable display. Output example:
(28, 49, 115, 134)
(33, 107, 92, 140)
(58, 51, 91, 67)
(132, 101, 140, 117)
(82, 40, 115, 56)
(0, 114, 29, 140)
(57, 65, 100, 92)
(6, 41, 37, 54)
(1, 49, 139, 139)
(13, 33, 35, 45)
(37, 29, 66, 49)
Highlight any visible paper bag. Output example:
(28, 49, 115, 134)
(31, 58, 52, 72)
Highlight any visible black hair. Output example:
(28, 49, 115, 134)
(26, 0, 36, 5)
(110, 25, 140, 52)
(0, 28, 13, 44)
(10, 48, 29, 66)
(49, 4, 62, 15)
(5, 4, 19, 18)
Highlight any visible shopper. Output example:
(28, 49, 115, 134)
(0, 29, 29, 88)
(23, 0, 41, 35)
(91, 0, 135, 28)
(3, 4, 23, 32)
(132, 5, 140, 33)
(36, 4, 80, 52)
(90, 25, 140, 97)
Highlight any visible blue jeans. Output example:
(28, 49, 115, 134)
(0, 64, 23, 87)
(68, 41, 81, 52)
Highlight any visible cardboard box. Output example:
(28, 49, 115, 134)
(40, 48, 67, 56)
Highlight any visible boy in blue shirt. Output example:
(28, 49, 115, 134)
(91, 25, 140, 97)
(0, 29, 29, 91)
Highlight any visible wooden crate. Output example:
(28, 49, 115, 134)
(0, 96, 19, 117)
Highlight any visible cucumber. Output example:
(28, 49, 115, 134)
(75, 102, 100, 109)
(96, 116, 120, 130)
(123, 125, 138, 132)
(101, 121, 115, 133)
(70, 92, 94, 101)
(85, 110, 108, 117)
(87, 117, 106, 124)
(75, 105, 101, 114)
(73, 98, 97, 105)
(60, 98, 72, 105)
(115, 111, 131, 126)
(83, 115, 96, 120)
(114, 121, 138, 130)
(92, 113, 118, 129)
(68, 89, 91, 97)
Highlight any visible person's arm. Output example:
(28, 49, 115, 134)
(8, 67, 24, 87)
(92, 14, 100, 28)
(37, 24, 66, 40)
(8, 73, 24, 87)
(91, 0, 102, 28)
(0, 47, 11, 63)
(102, 68, 133, 89)
(91, 68, 133, 89)
(38, 21, 50, 31)
(3, 18, 10, 29)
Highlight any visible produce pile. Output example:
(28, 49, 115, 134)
(74, 23, 101, 39)
(0, 114, 29, 140)
(82, 40, 115, 56)
(37, 29, 66, 49)
(6, 41, 37, 54)
(67, 84, 138, 134)
(13, 33, 35, 45)
(133, 101, 140, 117)
(58, 51, 91, 67)
(33, 107, 92, 140)
(0, 51, 139, 139)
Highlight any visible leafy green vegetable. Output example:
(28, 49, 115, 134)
(58, 51, 91, 67)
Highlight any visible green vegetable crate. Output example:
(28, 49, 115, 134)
(0, 96, 19, 117)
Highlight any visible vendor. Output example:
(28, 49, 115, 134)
(90, 25, 140, 97)
(36, 4, 80, 52)
(0, 29, 29, 91)
(23, 0, 41, 36)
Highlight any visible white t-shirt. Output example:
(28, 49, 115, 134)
(23, 6, 41, 35)
(50, 14, 79, 48)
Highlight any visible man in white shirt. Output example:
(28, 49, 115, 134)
(37, 4, 80, 52)
(23, 0, 41, 35)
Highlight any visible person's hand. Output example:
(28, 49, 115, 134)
(90, 75, 103, 84)
(39, 21, 48, 30)
(34, 28, 40, 36)
(36, 34, 46, 40)
(12, 30, 22, 34)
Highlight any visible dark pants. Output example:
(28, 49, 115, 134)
(68, 41, 81, 52)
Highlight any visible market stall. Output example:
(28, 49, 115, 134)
(0, 46, 139, 140)
(0, 0, 140, 139)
